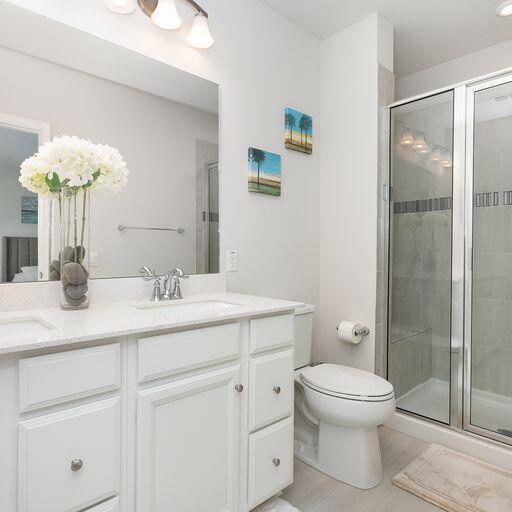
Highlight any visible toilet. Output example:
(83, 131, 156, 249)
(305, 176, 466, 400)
(293, 305, 395, 489)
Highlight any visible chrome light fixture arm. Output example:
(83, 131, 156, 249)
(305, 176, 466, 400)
(138, 0, 208, 18)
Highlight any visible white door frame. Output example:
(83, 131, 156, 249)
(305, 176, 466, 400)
(0, 112, 51, 280)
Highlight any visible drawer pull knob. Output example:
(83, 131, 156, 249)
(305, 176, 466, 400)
(70, 458, 83, 472)
(273, 386, 281, 394)
(273, 458, 281, 467)
(235, 384, 244, 393)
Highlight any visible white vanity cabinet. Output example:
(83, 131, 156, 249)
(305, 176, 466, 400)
(136, 366, 241, 512)
(0, 309, 295, 512)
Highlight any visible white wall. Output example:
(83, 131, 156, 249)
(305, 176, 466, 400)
(397, 37, 512, 100)
(316, 14, 393, 371)
(4, 0, 321, 309)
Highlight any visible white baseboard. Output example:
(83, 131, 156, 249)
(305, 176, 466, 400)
(386, 412, 512, 470)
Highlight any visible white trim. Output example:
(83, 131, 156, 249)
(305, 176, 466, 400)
(0, 112, 51, 281)
(386, 412, 512, 470)
(389, 66, 512, 108)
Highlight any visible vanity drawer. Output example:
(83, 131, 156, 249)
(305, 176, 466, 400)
(84, 497, 119, 512)
(248, 417, 294, 509)
(19, 343, 121, 413)
(249, 314, 294, 354)
(249, 349, 294, 431)
(18, 397, 120, 512)
(138, 323, 240, 382)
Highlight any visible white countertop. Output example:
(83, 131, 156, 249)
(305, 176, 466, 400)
(0, 293, 304, 355)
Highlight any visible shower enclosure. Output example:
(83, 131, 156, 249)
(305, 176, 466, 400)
(386, 71, 512, 445)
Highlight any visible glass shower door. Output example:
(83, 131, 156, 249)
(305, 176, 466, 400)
(466, 78, 512, 441)
(388, 91, 454, 424)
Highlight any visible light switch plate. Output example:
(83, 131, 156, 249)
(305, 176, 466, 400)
(226, 250, 238, 272)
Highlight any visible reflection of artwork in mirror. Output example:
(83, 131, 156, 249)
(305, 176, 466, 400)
(0, 8, 219, 284)
(248, 148, 281, 196)
(21, 197, 38, 224)
(284, 107, 313, 155)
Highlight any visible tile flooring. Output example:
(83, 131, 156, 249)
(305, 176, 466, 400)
(282, 427, 439, 512)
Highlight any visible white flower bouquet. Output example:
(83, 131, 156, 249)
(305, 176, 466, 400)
(19, 135, 129, 309)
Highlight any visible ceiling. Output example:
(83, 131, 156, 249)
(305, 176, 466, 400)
(260, 0, 512, 77)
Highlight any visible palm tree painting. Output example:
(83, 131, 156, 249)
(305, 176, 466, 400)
(248, 147, 281, 196)
(284, 107, 313, 155)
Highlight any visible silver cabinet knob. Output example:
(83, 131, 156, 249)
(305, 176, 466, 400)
(272, 458, 281, 467)
(70, 458, 83, 472)
(235, 384, 244, 393)
(273, 386, 281, 394)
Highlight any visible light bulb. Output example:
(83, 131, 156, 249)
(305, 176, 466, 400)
(103, 0, 135, 14)
(152, 0, 182, 30)
(188, 13, 214, 49)
(430, 146, 442, 162)
(412, 132, 427, 150)
(497, 1, 512, 16)
(418, 142, 431, 154)
(399, 127, 414, 146)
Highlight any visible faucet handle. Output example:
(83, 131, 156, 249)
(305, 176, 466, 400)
(139, 266, 156, 281)
(151, 276, 162, 302)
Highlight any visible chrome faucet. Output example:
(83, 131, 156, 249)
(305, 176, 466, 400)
(139, 266, 162, 302)
(140, 266, 188, 301)
(167, 268, 189, 300)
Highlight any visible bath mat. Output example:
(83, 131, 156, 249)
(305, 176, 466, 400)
(253, 496, 301, 512)
(392, 443, 512, 512)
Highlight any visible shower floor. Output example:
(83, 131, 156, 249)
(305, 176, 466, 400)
(396, 378, 512, 434)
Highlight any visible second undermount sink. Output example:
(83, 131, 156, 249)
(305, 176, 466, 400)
(0, 317, 56, 341)
(134, 300, 242, 314)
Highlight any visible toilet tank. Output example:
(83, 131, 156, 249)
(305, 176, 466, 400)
(294, 304, 315, 369)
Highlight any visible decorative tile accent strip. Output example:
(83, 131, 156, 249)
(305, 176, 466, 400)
(395, 190, 512, 214)
(393, 197, 452, 214)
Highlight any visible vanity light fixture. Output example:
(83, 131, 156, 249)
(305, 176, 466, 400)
(151, 0, 182, 30)
(399, 127, 415, 146)
(430, 146, 442, 162)
(496, 0, 512, 16)
(103, 0, 136, 14)
(105, 0, 214, 48)
(412, 132, 427, 151)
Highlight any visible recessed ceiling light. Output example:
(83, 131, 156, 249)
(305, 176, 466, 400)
(496, 0, 512, 16)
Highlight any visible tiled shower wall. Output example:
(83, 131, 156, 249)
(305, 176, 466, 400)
(472, 116, 512, 397)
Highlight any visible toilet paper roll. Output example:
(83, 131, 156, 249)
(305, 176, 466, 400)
(337, 321, 363, 344)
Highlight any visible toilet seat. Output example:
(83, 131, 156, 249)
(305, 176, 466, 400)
(299, 364, 394, 402)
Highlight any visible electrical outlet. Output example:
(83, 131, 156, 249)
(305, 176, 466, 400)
(226, 250, 238, 272)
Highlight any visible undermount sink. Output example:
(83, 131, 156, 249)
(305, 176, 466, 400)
(134, 300, 241, 314)
(0, 317, 56, 340)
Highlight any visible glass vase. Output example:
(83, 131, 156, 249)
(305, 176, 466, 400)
(59, 186, 90, 310)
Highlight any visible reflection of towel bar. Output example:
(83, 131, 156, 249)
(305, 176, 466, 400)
(117, 224, 185, 234)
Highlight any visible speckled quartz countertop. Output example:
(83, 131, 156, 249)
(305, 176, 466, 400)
(0, 293, 303, 355)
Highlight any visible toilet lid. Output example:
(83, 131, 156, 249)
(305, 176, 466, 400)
(300, 364, 393, 398)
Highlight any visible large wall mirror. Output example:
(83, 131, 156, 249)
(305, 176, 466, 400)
(0, 2, 219, 284)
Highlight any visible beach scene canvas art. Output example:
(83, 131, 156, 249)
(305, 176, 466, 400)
(285, 107, 312, 154)
(248, 147, 281, 196)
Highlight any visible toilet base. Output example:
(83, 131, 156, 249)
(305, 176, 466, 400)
(317, 421, 383, 489)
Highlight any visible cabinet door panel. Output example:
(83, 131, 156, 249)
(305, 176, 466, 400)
(249, 349, 294, 431)
(137, 366, 240, 512)
(18, 398, 120, 512)
(248, 417, 294, 509)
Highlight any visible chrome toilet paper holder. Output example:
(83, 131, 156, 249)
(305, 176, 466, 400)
(336, 325, 370, 336)
(354, 326, 370, 337)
